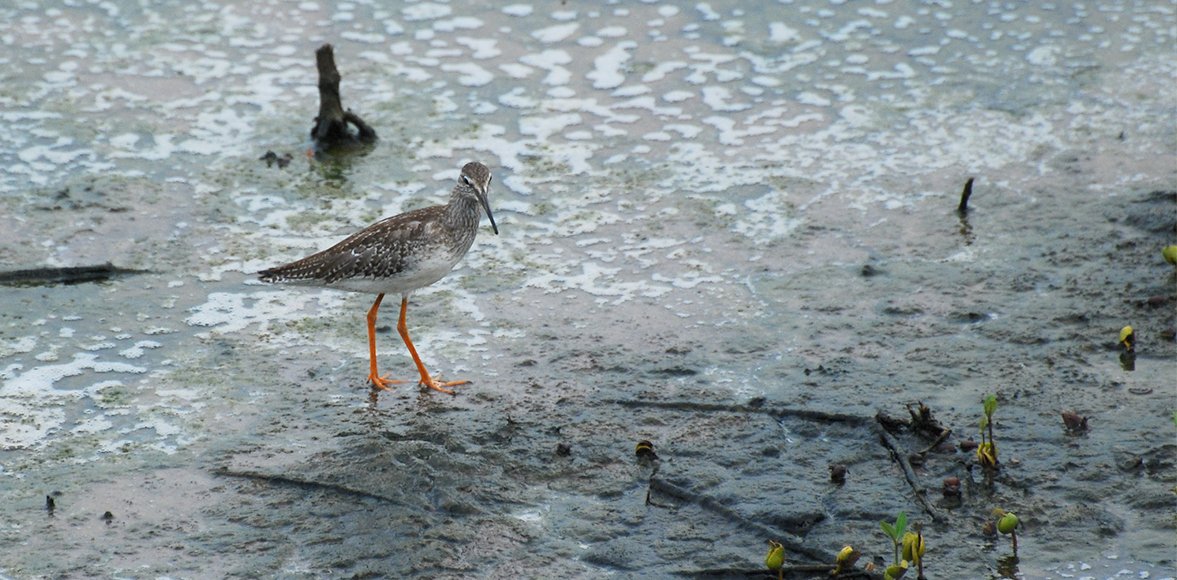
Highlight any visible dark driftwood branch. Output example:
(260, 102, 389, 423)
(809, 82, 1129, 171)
(648, 477, 838, 567)
(310, 44, 377, 147)
(957, 177, 975, 214)
(0, 263, 144, 286)
(872, 420, 942, 522)
(903, 401, 953, 454)
(618, 399, 934, 560)
(214, 467, 406, 506)
(609, 399, 872, 426)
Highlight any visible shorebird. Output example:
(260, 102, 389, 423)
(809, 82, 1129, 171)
(259, 161, 498, 394)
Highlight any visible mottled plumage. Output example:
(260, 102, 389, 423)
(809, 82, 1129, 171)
(259, 161, 497, 393)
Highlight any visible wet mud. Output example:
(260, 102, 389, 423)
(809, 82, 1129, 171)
(1, 1, 1175, 579)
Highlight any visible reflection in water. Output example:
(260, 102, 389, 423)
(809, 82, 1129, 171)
(1119, 351, 1136, 372)
(958, 212, 974, 246)
(995, 554, 1020, 580)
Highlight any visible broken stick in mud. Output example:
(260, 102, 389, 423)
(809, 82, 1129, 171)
(957, 177, 975, 214)
(0, 263, 145, 286)
(873, 417, 942, 523)
(310, 44, 377, 149)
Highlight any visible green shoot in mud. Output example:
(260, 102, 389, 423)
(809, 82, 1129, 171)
(1162, 245, 1177, 265)
(883, 560, 909, 579)
(995, 510, 1020, 557)
(976, 395, 999, 470)
(901, 523, 927, 580)
(832, 545, 860, 576)
(764, 540, 785, 580)
(1118, 325, 1135, 353)
(880, 512, 907, 569)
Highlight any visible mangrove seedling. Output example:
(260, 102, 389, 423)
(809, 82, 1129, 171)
(880, 512, 908, 567)
(832, 545, 860, 576)
(902, 523, 927, 579)
(983, 394, 997, 445)
(976, 395, 999, 470)
(765, 540, 785, 580)
(1119, 326, 1135, 353)
(994, 510, 1020, 556)
(1162, 245, 1177, 265)
(635, 440, 658, 461)
(883, 561, 908, 580)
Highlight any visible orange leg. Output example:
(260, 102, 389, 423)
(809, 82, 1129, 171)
(366, 294, 406, 390)
(396, 296, 465, 394)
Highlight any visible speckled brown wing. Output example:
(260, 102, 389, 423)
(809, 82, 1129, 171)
(259, 205, 448, 285)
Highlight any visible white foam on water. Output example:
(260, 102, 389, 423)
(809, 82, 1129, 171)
(0, 352, 152, 450)
(440, 62, 495, 86)
(0, 4, 1171, 538)
(185, 290, 345, 336)
(502, 4, 533, 17)
(403, 3, 451, 21)
(586, 42, 635, 89)
(532, 23, 579, 43)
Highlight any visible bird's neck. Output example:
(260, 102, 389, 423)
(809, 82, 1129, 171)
(443, 188, 480, 230)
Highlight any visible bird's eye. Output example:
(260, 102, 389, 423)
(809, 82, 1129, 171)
(460, 174, 471, 186)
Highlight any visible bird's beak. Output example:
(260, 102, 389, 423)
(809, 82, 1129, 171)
(476, 185, 498, 235)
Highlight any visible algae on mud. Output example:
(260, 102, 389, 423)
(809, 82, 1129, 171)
(1, 0, 1175, 579)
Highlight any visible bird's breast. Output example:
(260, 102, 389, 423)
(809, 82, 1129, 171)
(321, 249, 461, 295)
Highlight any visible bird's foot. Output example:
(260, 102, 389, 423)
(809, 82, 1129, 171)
(419, 374, 466, 395)
(369, 373, 407, 391)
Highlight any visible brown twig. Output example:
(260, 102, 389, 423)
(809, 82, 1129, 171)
(957, 177, 975, 214)
(647, 477, 832, 565)
(608, 399, 872, 426)
(916, 428, 952, 456)
(873, 421, 942, 522)
(214, 466, 409, 506)
(904, 402, 952, 454)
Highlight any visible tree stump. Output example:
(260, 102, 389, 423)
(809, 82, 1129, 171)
(310, 44, 377, 149)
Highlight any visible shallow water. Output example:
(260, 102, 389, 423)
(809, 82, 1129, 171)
(1, 1, 1174, 579)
